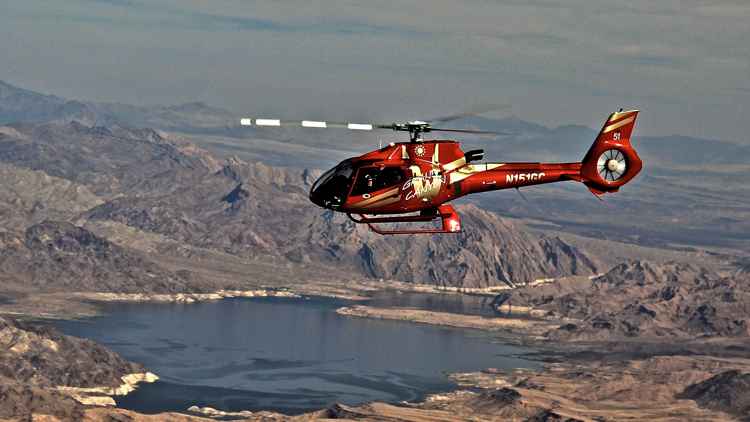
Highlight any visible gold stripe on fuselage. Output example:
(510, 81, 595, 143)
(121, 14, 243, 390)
(603, 116, 635, 134)
(360, 195, 401, 209)
(351, 187, 401, 208)
(449, 163, 504, 184)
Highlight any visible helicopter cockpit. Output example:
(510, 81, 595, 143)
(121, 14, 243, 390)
(309, 159, 354, 209)
(350, 166, 405, 196)
(309, 159, 406, 210)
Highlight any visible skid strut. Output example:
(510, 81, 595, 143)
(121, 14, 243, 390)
(348, 204, 461, 235)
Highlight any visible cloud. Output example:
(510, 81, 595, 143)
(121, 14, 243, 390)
(186, 11, 426, 37)
(1, 0, 748, 142)
(81, 0, 139, 7)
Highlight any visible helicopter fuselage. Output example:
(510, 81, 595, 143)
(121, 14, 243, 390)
(307, 110, 642, 234)
(310, 140, 583, 215)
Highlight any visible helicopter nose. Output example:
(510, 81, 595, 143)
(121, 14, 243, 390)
(309, 171, 328, 208)
(309, 174, 345, 210)
(308, 160, 354, 210)
(308, 186, 328, 209)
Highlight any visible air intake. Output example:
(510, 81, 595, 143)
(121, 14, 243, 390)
(465, 149, 484, 163)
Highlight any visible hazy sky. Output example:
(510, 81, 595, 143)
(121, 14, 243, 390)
(2, 0, 748, 142)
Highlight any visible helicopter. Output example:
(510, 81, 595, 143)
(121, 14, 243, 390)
(240, 109, 642, 234)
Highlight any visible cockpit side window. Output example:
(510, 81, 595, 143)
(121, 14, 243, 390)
(351, 167, 405, 196)
(310, 160, 354, 207)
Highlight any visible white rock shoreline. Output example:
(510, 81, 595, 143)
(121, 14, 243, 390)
(186, 405, 256, 419)
(57, 372, 159, 407)
(73, 289, 300, 304)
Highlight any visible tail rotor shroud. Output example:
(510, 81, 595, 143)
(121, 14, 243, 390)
(597, 149, 627, 181)
(580, 110, 642, 195)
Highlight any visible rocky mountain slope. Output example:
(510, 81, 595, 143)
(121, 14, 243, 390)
(290, 204, 598, 287)
(4, 79, 750, 252)
(82, 157, 600, 287)
(0, 163, 102, 228)
(0, 316, 144, 420)
(0, 81, 84, 125)
(0, 119, 602, 289)
(512, 260, 750, 340)
(0, 80, 236, 134)
(0, 122, 221, 197)
(678, 370, 750, 421)
(0, 221, 201, 293)
(5, 80, 749, 168)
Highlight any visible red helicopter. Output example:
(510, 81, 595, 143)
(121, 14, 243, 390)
(240, 109, 642, 234)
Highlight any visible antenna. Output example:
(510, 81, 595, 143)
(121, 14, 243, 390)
(515, 187, 528, 202)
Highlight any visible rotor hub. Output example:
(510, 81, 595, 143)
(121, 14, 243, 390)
(606, 159, 619, 172)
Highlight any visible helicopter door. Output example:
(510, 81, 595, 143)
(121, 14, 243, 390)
(350, 166, 405, 201)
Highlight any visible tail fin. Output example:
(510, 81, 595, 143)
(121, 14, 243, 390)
(580, 110, 643, 195)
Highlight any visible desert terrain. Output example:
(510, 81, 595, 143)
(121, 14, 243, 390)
(0, 80, 749, 421)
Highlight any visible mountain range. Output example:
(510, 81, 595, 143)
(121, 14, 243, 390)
(516, 260, 750, 340)
(0, 78, 747, 295)
(3, 80, 749, 166)
(4, 79, 749, 253)
(0, 118, 600, 289)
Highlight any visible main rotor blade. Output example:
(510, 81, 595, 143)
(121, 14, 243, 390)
(239, 118, 512, 137)
(240, 118, 381, 131)
(430, 104, 512, 123)
(430, 127, 510, 136)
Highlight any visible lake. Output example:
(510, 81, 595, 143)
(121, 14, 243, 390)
(54, 295, 537, 415)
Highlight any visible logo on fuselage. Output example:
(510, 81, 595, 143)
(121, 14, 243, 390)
(506, 172, 545, 184)
(404, 166, 444, 201)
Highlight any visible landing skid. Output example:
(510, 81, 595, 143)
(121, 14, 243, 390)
(348, 204, 461, 235)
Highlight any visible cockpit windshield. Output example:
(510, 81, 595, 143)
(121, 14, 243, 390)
(309, 159, 354, 209)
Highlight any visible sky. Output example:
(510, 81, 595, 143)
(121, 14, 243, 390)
(2, 0, 749, 142)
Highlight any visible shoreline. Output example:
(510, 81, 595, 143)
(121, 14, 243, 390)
(5, 285, 750, 421)
(56, 372, 159, 407)
(0, 279, 524, 321)
(72, 289, 301, 304)
(50, 287, 557, 418)
(0, 273, 592, 322)
(336, 305, 556, 340)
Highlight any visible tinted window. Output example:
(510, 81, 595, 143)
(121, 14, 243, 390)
(310, 160, 354, 207)
(351, 167, 404, 196)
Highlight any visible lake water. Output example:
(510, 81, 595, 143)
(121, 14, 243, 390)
(54, 295, 537, 415)
(367, 290, 501, 316)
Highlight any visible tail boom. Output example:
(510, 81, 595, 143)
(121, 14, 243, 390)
(453, 110, 642, 197)
(457, 162, 582, 195)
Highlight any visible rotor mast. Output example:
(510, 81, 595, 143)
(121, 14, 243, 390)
(384, 121, 431, 142)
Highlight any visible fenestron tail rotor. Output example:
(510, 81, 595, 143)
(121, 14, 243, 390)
(597, 149, 627, 181)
